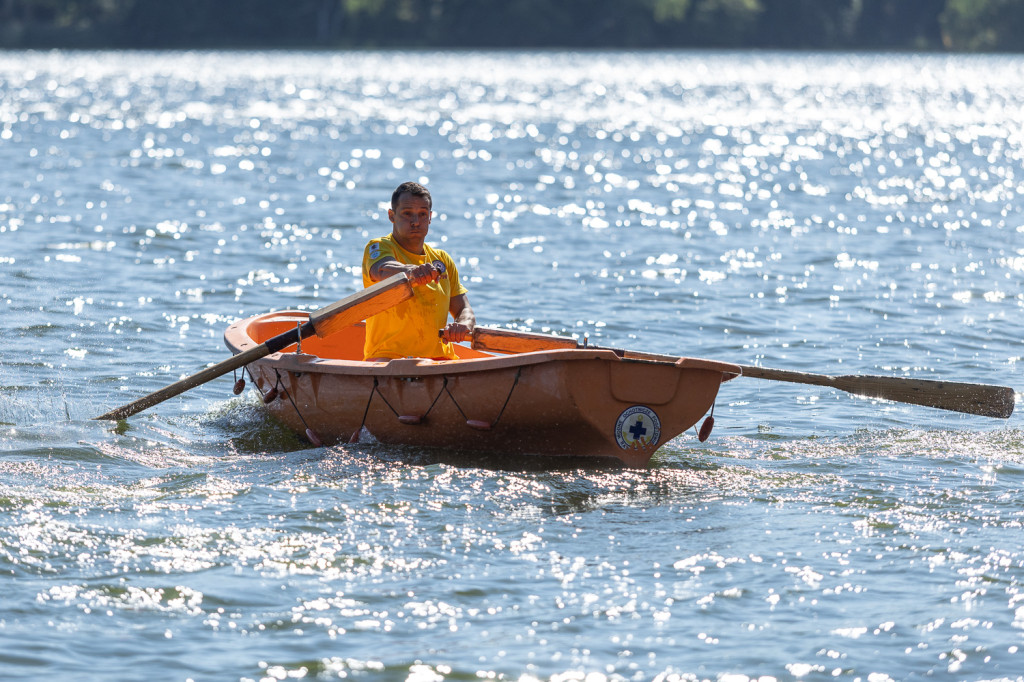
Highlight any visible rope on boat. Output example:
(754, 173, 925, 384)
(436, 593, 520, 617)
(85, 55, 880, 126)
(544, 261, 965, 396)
(370, 376, 448, 425)
(356, 369, 524, 435)
(444, 367, 522, 431)
(259, 368, 283, 403)
(271, 369, 323, 447)
(237, 365, 323, 447)
(443, 379, 469, 421)
(369, 376, 402, 417)
(696, 402, 716, 442)
(483, 367, 522, 429)
(418, 376, 450, 422)
(232, 368, 246, 395)
(242, 365, 263, 399)
(235, 360, 527, 444)
(350, 377, 381, 443)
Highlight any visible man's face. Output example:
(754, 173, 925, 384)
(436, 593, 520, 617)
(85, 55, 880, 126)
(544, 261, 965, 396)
(389, 192, 432, 254)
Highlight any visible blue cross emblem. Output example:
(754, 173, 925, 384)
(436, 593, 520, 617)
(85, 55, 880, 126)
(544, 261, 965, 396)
(615, 406, 661, 450)
(628, 418, 648, 441)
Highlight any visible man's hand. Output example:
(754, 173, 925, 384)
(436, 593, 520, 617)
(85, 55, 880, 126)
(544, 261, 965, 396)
(371, 257, 440, 286)
(407, 262, 440, 286)
(440, 322, 473, 344)
(443, 293, 475, 344)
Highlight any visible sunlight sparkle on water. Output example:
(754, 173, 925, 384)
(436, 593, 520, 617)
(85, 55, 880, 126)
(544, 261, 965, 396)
(2, 49, 1023, 680)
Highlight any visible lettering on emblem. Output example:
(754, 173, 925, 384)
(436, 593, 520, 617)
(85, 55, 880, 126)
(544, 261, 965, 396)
(614, 405, 661, 450)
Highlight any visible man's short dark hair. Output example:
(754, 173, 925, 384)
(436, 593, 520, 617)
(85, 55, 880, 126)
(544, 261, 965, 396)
(391, 181, 431, 211)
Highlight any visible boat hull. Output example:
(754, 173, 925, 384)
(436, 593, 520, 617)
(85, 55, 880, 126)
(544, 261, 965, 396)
(224, 312, 740, 467)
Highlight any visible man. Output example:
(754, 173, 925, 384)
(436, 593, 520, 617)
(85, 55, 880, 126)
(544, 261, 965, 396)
(361, 181, 475, 361)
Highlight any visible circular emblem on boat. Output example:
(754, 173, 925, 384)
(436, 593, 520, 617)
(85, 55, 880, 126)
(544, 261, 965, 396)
(615, 405, 661, 450)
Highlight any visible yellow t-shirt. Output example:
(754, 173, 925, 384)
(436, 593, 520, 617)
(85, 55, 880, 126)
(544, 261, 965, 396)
(361, 234, 468, 360)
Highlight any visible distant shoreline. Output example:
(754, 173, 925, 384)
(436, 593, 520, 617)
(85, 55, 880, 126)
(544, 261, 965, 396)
(2, 0, 1022, 53)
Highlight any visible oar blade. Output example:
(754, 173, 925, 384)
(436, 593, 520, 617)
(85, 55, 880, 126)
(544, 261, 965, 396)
(737, 364, 1016, 419)
(833, 374, 1016, 419)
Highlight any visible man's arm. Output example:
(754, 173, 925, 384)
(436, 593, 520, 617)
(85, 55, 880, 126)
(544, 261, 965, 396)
(442, 293, 475, 343)
(369, 257, 438, 286)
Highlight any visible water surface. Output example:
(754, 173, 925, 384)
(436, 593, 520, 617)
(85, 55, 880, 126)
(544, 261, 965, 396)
(1, 50, 1023, 681)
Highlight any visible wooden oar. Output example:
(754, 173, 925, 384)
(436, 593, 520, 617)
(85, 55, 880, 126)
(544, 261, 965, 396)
(95, 273, 413, 421)
(469, 327, 1016, 419)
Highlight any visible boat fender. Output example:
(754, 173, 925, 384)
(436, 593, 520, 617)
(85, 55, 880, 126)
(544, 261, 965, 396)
(466, 419, 492, 431)
(263, 387, 279, 403)
(233, 378, 246, 395)
(697, 415, 715, 442)
(305, 428, 323, 448)
(398, 415, 423, 425)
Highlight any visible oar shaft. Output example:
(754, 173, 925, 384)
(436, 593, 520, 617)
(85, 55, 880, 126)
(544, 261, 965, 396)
(94, 273, 414, 421)
(734, 364, 838, 387)
(95, 325, 308, 421)
(469, 327, 1015, 419)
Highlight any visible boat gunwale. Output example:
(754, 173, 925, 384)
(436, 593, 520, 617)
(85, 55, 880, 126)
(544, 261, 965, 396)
(224, 311, 743, 379)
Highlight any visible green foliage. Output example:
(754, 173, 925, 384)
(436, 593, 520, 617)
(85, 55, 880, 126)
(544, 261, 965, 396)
(851, 0, 944, 50)
(343, 0, 387, 13)
(940, 0, 1024, 51)
(649, 0, 692, 23)
(0, 0, 1021, 50)
(689, 0, 763, 46)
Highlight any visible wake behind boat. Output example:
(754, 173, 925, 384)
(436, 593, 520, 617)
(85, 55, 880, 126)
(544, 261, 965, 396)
(223, 310, 741, 468)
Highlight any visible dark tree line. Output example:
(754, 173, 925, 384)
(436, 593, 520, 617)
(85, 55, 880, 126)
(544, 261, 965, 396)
(2, 0, 1023, 51)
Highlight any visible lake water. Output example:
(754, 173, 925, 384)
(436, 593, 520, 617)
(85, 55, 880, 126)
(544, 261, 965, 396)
(1, 50, 1023, 681)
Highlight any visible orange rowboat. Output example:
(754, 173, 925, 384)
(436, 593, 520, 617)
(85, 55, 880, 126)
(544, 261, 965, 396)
(224, 311, 741, 468)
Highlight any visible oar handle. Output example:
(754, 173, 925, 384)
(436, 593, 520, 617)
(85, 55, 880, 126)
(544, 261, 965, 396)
(470, 326, 578, 352)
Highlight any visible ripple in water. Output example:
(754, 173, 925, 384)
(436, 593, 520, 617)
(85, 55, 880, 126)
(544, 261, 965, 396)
(1, 50, 1022, 680)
